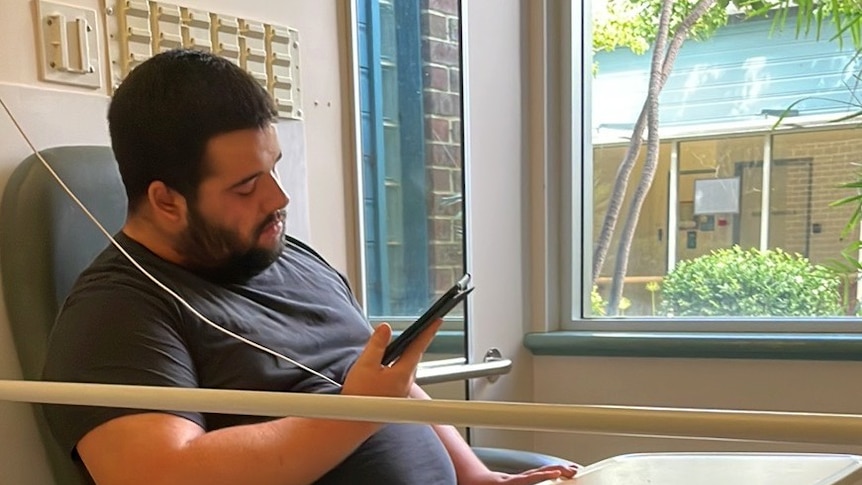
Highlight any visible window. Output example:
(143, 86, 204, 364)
(577, 3, 862, 323)
(355, 0, 466, 332)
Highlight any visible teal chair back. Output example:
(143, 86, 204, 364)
(1, 145, 126, 485)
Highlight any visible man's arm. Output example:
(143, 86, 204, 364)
(78, 321, 440, 485)
(410, 385, 578, 485)
(78, 412, 378, 485)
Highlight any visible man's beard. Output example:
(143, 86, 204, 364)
(177, 206, 286, 283)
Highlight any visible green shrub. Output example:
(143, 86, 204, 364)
(590, 286, 633, 316)
(661, 246, 843, 317)
(591, 285, 606, 316)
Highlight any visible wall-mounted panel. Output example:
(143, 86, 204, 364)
(102, 0, 302, 119)
(238, 18, 267, 87)
(212, 14, 240, 65)
(267, 25, 302, 119)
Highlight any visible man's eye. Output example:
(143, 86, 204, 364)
(235, 180, 256, 196)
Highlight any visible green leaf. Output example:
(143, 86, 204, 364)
(662, 246, 844, 317)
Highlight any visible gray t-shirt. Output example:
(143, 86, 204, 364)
(43, 233, 456, 484)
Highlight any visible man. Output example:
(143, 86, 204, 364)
(42, 49, 577, 485)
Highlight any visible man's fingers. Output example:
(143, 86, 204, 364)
(357, 323, 392, 365)
(524, 465, 579, 477)
(372, 322, 393, 346)
(392, 318, 443, 367)
(505, 466, 579, 485)
(517, 465, 579, 482)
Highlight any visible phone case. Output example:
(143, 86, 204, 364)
(381, 274, 474, 365)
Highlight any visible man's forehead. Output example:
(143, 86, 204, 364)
(202, 125, 280, 172)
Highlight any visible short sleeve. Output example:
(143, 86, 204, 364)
(42, 281, 204, 457)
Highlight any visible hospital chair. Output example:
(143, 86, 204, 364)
(0, 146, 572, 485)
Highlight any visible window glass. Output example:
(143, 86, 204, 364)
(591, 143, 669, 317)
(585, 3, 861, 320)
(772, 130, 862, 268)
(676, 138, 763, 264)
(356, 0, 466, 330)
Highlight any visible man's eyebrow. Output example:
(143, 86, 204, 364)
(228, 172, 262, 190)
(227, 152, 283, 190)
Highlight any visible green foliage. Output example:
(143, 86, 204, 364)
(590, 286, 633, 316)
(593, 0, 734, 56)
(593, 0, 862, 62)
(646, 280, 661, 316)
(593, 1, 654, 55)
(832, 170, 862, 241)
(741, 0, 862, 49)
(661, 246, 843, 317)
(591, 285, 607, 316)
(823, 172, 862, 313)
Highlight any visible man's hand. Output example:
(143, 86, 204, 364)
(465, 464, 580, 484)
(341, 319, 442, 398)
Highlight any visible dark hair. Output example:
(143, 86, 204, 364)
(108, 49, 278, 209)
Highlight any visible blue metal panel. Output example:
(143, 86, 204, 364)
(593, 14, 862, 130)
(357, 0, 434, 317)
(394, 0, 430, 314)
(357, 0, 389, 315)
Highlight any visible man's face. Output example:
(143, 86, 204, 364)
(175, 124, 289, 282)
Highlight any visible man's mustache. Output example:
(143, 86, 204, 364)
(256, 209, 287, 237)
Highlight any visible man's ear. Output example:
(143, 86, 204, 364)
(146, 181, 188, 225)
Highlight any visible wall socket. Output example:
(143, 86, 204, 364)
(35, 0, 102, 89)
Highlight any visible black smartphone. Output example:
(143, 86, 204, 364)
(381, 273, 474, 365)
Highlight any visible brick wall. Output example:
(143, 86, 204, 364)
(421, 0, 463, 296)
(775, 134, 862, 266)
(592, 130, 862, 316)
(757, 132, 862, 312)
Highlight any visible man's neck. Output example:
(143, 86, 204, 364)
(121, 216, 186, 266)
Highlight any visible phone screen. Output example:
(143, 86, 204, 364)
(381, 273, 474, 365)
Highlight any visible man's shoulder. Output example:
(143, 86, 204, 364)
(53, 241, 186, 360)
(282, 235, 354, 291)
(283, 235, 330, 266)
(76, 243, 149, 287)
(63, 236, 180, 313)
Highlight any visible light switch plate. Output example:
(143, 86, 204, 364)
(36, 0, 102, 89)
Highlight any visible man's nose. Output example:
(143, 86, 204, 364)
(265, 169, 290, 210)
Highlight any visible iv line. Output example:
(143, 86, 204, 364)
(0, 95, 343, 389)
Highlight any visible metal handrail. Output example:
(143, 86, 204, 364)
(417, 357, 467, 369)
(5, 380, 862, 445)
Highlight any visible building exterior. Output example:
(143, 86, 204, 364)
(592, 13, 862, 316)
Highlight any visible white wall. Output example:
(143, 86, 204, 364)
(533, 357, 862, 465)
(464, 0, 537, 453)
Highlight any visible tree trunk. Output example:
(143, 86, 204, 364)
(606, 0, 719, 314)
(591, 106, 648, 284)
(590, 1, 713, 285)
